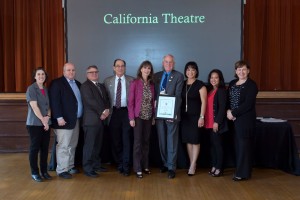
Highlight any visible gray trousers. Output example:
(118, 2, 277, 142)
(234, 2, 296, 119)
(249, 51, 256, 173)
(156, 119, 179, 171)
(54, 120, 80, 174)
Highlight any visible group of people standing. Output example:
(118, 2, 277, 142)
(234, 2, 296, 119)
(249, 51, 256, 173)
(25, 54, 257, 183)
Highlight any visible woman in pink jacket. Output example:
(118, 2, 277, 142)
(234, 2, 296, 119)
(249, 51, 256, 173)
(128, 60, 155, 178)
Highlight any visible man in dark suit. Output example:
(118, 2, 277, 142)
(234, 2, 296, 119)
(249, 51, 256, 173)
(49, 62, 83, 179)
(154, 54, 184, 179)
(104, 59, 134, 176)
(80, 65, 110, 178)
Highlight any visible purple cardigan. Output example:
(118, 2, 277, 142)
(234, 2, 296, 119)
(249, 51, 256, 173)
(128, 79, 155, 120)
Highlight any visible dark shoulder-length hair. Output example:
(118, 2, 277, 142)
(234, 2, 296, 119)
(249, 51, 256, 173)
(207, 69, 225, 92)
(136, 60, 154, 83)
(184, 61, 199, 78)
(31, 67, 48, 83)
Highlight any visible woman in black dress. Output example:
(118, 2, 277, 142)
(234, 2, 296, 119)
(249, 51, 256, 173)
(181, 61, 207, 176)
(227, 60, 258, 181)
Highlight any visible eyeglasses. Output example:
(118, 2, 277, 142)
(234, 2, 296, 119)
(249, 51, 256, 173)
(87, 71, 99, 74)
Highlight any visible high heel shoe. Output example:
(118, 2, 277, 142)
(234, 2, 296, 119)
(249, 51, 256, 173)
(208, 168, 216, 175)
(188, 165, 196, 176)
(143, 169, 151, 174)
(211, 169, 223, 177)
(136, 172, 143, 178)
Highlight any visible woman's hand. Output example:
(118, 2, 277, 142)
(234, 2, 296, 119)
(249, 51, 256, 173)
(213, 122, 219, 133)
(130, 120, 135, 127)
(198, 118, 204, 127)
(227, 109, 236, 121)
(152, 118, 155, 125)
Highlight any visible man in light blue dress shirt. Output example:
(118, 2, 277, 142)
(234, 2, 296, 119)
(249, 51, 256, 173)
(49, 63, 83, 179)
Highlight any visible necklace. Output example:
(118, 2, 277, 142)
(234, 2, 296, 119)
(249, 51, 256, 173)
(185, 81, 195, 112)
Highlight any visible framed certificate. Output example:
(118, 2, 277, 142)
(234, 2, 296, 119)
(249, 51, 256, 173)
(155, 95, 176, 120)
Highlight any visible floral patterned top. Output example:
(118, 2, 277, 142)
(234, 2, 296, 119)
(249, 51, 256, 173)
(139, 83, 152, 120)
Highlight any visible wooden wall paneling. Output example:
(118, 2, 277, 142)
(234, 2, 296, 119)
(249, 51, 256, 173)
(0, 93, 299, 153)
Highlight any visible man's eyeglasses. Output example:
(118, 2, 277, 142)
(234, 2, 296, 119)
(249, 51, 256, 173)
(87, 71, 99, 74)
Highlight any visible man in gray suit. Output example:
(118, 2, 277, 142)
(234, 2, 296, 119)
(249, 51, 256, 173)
(154, 54, 184, 179)
(104, 59, 134, 176)
(80, 65, 110, 178)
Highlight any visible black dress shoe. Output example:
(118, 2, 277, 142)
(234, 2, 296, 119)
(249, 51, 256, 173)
(118, 166, 124, 174)
(143, 169, 151, 174)
(58, 171, 72, 179)
(31, 174, 42, 182)
(41, 172, 52, 180)
(160, 166, 168, 173)
(94, 166, 108, 172)
(123, 171, 130, 176)
(168, 170, 176, 179)
(84, 171, 99, 178)
(232, 176, 247, 181)
(68, 167, 79, 174)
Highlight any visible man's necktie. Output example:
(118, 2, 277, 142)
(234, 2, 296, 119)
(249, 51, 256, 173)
(161, 73, 168, 91)
(115, 78, 121, 108)
(96, 82, 103, 98)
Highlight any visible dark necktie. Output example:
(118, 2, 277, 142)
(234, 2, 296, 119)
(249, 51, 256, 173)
(95, 82, 103, 98)
(161, 73, 168, 91)
(115, 78, 121, 108)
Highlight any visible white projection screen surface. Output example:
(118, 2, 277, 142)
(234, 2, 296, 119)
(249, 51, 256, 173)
(66, 0, 242, 83)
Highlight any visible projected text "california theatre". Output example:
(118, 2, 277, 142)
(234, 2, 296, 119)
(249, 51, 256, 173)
(103, 13, 206, 24)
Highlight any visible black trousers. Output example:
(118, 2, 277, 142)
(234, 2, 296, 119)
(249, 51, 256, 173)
(133, 117, 152, 172)
(234, 125, 254, 179)
(209, 130, 224, 169)
(109, 107, 132, 172)
(82, 123, 104, 172)
(26, 125, 50, 175)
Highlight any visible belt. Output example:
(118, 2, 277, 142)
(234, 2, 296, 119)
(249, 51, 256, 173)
(113, 106, 127, 110)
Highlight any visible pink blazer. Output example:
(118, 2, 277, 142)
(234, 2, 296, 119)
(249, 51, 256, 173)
(128, 79, 155, 120)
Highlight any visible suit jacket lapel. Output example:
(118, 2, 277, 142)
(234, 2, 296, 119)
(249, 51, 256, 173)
(62, 77, 76, 99)
(108, 77, 115, 106)
(125, 75, 131, 99)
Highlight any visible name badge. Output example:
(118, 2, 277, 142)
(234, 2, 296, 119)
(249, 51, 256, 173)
(160, 89, 166, 95)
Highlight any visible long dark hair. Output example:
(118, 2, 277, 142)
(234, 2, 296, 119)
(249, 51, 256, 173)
(207, 69, 225, 92)
(136, 60, 154, 83)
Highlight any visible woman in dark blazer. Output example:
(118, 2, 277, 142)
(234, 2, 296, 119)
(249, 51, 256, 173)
(205, 69, 228, 177)
(227, 60, 258, 181)
(26, 67, 52, 182)
(128, 60, 155, 178)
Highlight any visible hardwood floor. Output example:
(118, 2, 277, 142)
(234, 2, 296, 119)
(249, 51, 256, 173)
(1, 153, 300, 200)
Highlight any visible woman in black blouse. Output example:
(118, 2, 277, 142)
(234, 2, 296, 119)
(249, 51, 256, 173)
(227, 60, 258, 181)
(205, 69, 228, 177)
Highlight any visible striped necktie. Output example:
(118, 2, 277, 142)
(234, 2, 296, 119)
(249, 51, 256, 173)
(115, 78, 121, 108)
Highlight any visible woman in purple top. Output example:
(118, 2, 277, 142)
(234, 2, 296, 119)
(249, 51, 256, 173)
(128, 60, 155, 178)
